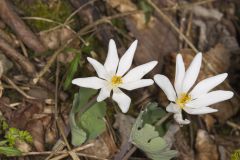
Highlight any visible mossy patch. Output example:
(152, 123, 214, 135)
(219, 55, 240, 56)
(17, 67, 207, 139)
(13, 0, 74, 31)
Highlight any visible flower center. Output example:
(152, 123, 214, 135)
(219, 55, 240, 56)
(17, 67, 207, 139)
(176, 93, 191, 109)
(111, 75, 123, 87)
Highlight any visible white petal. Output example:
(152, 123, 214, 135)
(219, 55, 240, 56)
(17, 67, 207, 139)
(186, 90, 234, 108)
(112, 89, 131, 113)
(72, 77, 106, 89)
(123, 61, 158, 83)
(173, 112, 190, 125)
(182, 52, 202, 93)
(104, 39, 119, 74)
(87, 57, 109, 80)
(97, 87, 111, 102)
(116, 40, 138, 76)
(174, 54, 185, 96)
(154, 74, 176, 101)
(120, 79, 154, 90)
(184, 106, 217, 115)
(190, 73, 228, 99)
(166, 103, 180, 113)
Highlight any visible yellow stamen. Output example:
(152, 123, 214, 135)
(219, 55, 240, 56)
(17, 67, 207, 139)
(176, 93, 191, 109)
(111, 75, 123, 86)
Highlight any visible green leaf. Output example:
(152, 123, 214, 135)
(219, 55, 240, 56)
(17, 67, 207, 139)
(142, 102, 167, 136)
(69, 91, 87, 146)
(75, 88, 107, 139)
(0, 146, 22, 156)
(63, 50, 81, 90)
(138, 0, 153, 24)
(130, 106, 177, 160)
(142, 102, 166, 125)
(0, 140, 8, 146)
(77, 100, 106, 139)
(70, 88, 107, 146)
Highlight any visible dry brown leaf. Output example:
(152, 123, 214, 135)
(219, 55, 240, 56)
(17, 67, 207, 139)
(113, 113, 135, 146)
(108, 0, 147, 30)
(15, 140, 32, 153)
(9, 100, 43, 129)
(82, 131, 117, 159)
(39, 27, 75, 50)
(203, 115, 216, 132)
(26, 119, 45, 152)
(174, 130, 194, 160)
(195, 129, 219, 160)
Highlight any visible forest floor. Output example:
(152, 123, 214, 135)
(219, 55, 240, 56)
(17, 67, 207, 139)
(0, 0, 240, 160)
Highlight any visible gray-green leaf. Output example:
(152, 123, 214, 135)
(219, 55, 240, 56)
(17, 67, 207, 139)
(130, 107, 177, 160)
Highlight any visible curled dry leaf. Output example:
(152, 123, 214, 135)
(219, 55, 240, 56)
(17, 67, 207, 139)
(195, 129, 219, 160)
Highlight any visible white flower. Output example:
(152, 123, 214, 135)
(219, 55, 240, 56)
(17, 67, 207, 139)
(72, 39, 158, 113)
(154, 52, 234, 125)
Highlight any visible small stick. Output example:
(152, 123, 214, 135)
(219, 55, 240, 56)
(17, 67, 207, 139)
(2, 75, 36, 99)
(155, 113, 173, 126)
(19, 41, 29, 57)
(163, 0, 216, 11)
(0, 0, 47, 53)
(64, 0, 98, 24)
(226, 121, 240, 130)
(22, 143, 93, 156)
(122, 146, 137, 160)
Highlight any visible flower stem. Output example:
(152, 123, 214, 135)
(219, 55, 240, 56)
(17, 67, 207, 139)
(155, 112, 173, 126)
(76, 95, 97, 119)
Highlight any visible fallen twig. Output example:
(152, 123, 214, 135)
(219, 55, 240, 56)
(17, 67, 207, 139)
(163, 0, 216, 11)
(0, 0, 47, 53)
(226, 121, 240, 130)
(22, 143, 93, 156)
(2, 75, 36, 99)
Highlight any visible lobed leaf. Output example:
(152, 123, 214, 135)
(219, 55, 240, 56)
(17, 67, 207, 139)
(130, 103, 177, 160)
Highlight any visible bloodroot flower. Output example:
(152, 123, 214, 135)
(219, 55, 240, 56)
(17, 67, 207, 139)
(72, 39, 157, 113)
(154, 52, 233, 125)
